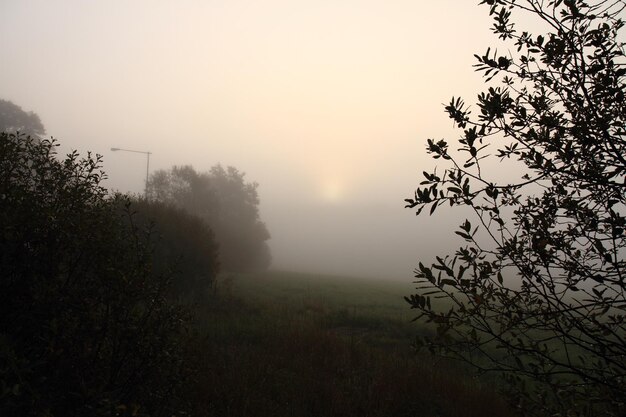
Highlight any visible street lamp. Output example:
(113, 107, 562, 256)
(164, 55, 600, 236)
(110, 147, 152, 198)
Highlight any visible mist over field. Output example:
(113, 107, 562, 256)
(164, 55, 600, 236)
(1, 0, 497, 279)
(4, 0, 625, 415)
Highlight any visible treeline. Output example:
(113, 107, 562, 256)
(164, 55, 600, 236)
(0, 122, 515, 417)
(0, 97, 272, 275)
(0, 131, 272, 415)
(0, 96, 274, 414)
(147, 164, 271, 273)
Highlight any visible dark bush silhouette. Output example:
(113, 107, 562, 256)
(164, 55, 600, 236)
(405, 1, 626, 415)
(0, 133, 192, 416)
(148, 164, 271, 272)
(130, 198, 220, 301)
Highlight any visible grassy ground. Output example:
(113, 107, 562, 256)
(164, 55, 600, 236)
(230, 270, 415, 319)
(186, 270, 517, 417)
(223, 270, 418, 347)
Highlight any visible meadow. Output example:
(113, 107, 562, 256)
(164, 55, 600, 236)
(186, 270, 517, 417)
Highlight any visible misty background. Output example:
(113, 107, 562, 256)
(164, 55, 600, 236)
(1, 0, 497, 279)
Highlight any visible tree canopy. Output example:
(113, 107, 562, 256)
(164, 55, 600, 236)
(0, 99, 45, 138)
(148, 164, 271, 272)
(405, 1, 626, 415)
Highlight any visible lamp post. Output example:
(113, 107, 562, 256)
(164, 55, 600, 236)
(110, 147, 152, 199)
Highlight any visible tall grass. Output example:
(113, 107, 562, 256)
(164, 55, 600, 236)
(183, 271, 517, 417)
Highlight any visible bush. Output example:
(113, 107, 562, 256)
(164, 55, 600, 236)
(405, 1, 626, 415)
(130, 198, 220, 301)
(0, 133, 192, 416)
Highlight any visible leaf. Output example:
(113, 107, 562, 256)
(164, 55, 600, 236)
(455, 231, 472, 240)
(591, 275, 604, 284)
(458, 266, 467, 280)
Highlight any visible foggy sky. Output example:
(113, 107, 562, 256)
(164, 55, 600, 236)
(1, 0, 500, 279)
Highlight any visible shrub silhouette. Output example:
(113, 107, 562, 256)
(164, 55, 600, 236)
(0, 133, 191, 416)
(405, 1, 626, 415)
(130, 198, 220, 301)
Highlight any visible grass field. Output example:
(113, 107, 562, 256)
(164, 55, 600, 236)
(184, 270, 517, 417)
(230, 270, 415, 319)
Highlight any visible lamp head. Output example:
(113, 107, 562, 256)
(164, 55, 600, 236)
(110, 147, 119, 151)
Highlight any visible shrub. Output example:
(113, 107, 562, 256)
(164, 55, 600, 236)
(0, 133, 191, 416)
(405, 1, 626, 415)
(130, 198, 220, 301)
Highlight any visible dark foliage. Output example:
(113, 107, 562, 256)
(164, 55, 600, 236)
(148, 164, 271, 272)
(0, 99, 45, 138)
(0, 133, 192, 416)
(405, 1, 625, 416)
(130, 198, 220, 301)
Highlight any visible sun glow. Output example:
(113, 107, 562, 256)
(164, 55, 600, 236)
(320, 178, 345, 203)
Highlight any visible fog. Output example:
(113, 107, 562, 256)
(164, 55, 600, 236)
(1, 0, 499, 279)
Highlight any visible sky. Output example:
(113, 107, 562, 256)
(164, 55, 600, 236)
(1, 0, 501, 279)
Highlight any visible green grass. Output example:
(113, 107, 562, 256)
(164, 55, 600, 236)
(185, 270, 517, 417)
(224, 270, 420, 344)
(229, 270, 415, 320)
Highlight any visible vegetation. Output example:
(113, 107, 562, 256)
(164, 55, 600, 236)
(148, 164, 271, 272)
(187, 271, 516, 417)
(130, 198, 220, 301)
(0, 99, 45, 138)
(0, 133, 192, 416)
(405, 1, 626, 415)
(0, 132, 515, 416)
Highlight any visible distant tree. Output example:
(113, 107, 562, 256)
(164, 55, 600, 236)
(0, 133, 192, 416)
(404, 1, 625, 416)
(148, 164, 272, 272)
(208, 165, 272, 272)
(0, 99, 45, 137)
(148, 165, 219, 222)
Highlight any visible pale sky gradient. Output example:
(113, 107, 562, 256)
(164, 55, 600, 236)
(1, 0, 499, 279)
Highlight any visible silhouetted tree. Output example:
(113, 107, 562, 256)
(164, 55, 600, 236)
(0, 133, 192, 416)
(0, 99, 45, 137)
(405, 1, 625, 415)
(148, 164, 271, 272)
(208, 165, 272, 272)
(131, 198, 220, 300)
